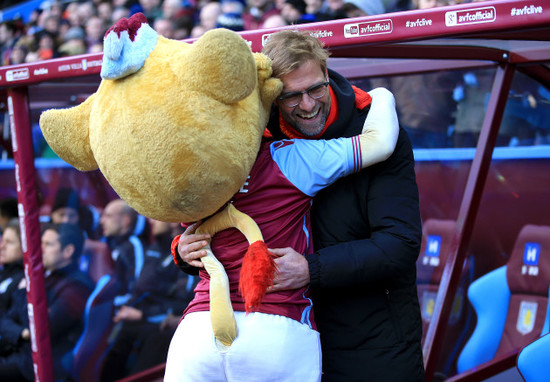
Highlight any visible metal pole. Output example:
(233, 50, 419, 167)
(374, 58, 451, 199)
(8, 86, 54, 382)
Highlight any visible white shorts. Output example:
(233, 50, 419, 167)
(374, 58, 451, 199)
(164, 311, 321, 382)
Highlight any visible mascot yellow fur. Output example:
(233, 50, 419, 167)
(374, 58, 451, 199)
(40, 13, 282, 346)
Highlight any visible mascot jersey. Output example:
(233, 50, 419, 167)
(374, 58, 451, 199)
(184, 136, 362, 328)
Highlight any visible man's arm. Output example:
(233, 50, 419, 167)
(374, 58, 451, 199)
(271, 128, 421, 291)
(358, 88, 398, 168)
(174, 88, 400, 273)
(173, 222, 209, 270)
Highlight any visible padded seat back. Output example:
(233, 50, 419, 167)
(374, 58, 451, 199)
(517, 333, 550, 382)
(495, 224, 550, 356)
(457, 224, 550, 373)
(80, 239, 115, 284)
(69, 274, 118, 382)
(417, 219, 467, 338)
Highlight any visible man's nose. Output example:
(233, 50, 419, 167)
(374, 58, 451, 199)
(299, 93, 317, 110)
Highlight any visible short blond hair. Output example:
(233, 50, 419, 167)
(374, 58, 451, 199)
(262, 30, 330, 78)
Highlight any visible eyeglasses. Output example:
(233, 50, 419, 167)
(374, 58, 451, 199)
(278, 81, 330, 108)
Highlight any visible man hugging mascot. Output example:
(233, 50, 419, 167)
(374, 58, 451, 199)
(40, 13, 398, 382)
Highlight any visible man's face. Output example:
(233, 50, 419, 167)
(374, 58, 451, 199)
(0, 227, 22, 264)
(41, 229, 70, 272)
(276, 59, 331, 137)
(51, 207, 79, 225)
(100, 202, 125, 238)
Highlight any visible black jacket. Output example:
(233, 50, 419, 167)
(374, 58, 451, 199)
(268, 69, 425, 382)
(0, 264, 92, 381)
(0, 261, 24, 315)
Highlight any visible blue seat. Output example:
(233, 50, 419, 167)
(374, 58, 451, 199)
(517, 333, 550, 382)
(457, 225, 550, 373)
(66, 274, 118, 382)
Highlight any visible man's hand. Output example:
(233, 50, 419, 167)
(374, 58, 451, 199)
(21, 328, 30, 341)
(113, 306, 143, 322)
(178, 221, 210, 268)
(268, 247, 310, 292)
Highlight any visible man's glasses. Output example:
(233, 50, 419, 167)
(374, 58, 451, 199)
(278, 81, 330, 108)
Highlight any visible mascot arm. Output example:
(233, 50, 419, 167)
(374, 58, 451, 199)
(359, 87, 399, 168)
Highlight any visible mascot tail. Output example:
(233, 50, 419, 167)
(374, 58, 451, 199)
(197, 204, 276, 313)
(239, 240, 276, 313)
(194, 204, 275, 346)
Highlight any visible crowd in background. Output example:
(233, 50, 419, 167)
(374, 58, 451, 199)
(2, 0, 548, 149)
(0, 0, 473, 66)
(0, 190, 198, 381)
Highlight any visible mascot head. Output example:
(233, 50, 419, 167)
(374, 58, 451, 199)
(40, 13, 282, 223)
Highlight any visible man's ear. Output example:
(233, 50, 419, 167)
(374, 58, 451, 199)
(62, 243, 75, 260)
(122, 215, 132, 232)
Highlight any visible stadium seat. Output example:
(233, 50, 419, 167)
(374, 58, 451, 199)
(416, 219, 474, 375)
(517, 333, 550, 382)
(80, 239, 115, 284)
(66, 274, 118, 382)
(457, 224, 550, 373)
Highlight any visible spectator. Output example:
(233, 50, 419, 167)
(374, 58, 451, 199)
(172, 15, 194, 39)
(0, 21, 22, 66)
(453, 69, 494, 148)
(0, 198, 18, 234)
(414, 0, 449, 8)
(130, 0, 163, 23)
(199, 1, 222, 31)
(153, 17, 176, 38)
(0, 223, 93, 381)
(58, 38, 87, 57)
(40, 14, 61, 37)
(100, 218, 196, 381)
(341, 0, 385, 17)
(97, 1, 114, 24)
(0, 219, 24, 316)
(85, 15, 107, 51)
(499, 72, 543, 147)
(162, 0, 194, 21)
(302, 0, 334, 22)
(50, 187, 81, 226)
(35, 31, 58, 61)
(100, 199, 145, 306)
(216, 0, 246, 31)
(50, 188, 113, 283)
(190, 24, 206, 38)
(76, 2, 98, 27)
(8, 45, 28, 64)
(325, 0, 346, 18)
(260, 13, 288, 28)
(111, 6, 131, 25)
(280, 0, 307, 24)
(243, 0, 281, 30)
(370, 0, 459, 148)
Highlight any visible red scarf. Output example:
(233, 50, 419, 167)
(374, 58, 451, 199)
(264, 85, 372, 139)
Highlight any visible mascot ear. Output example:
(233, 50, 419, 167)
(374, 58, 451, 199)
(39, 94, 98, 171)
(254, 53, 283, 110)
(182, 28, 257, 105)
